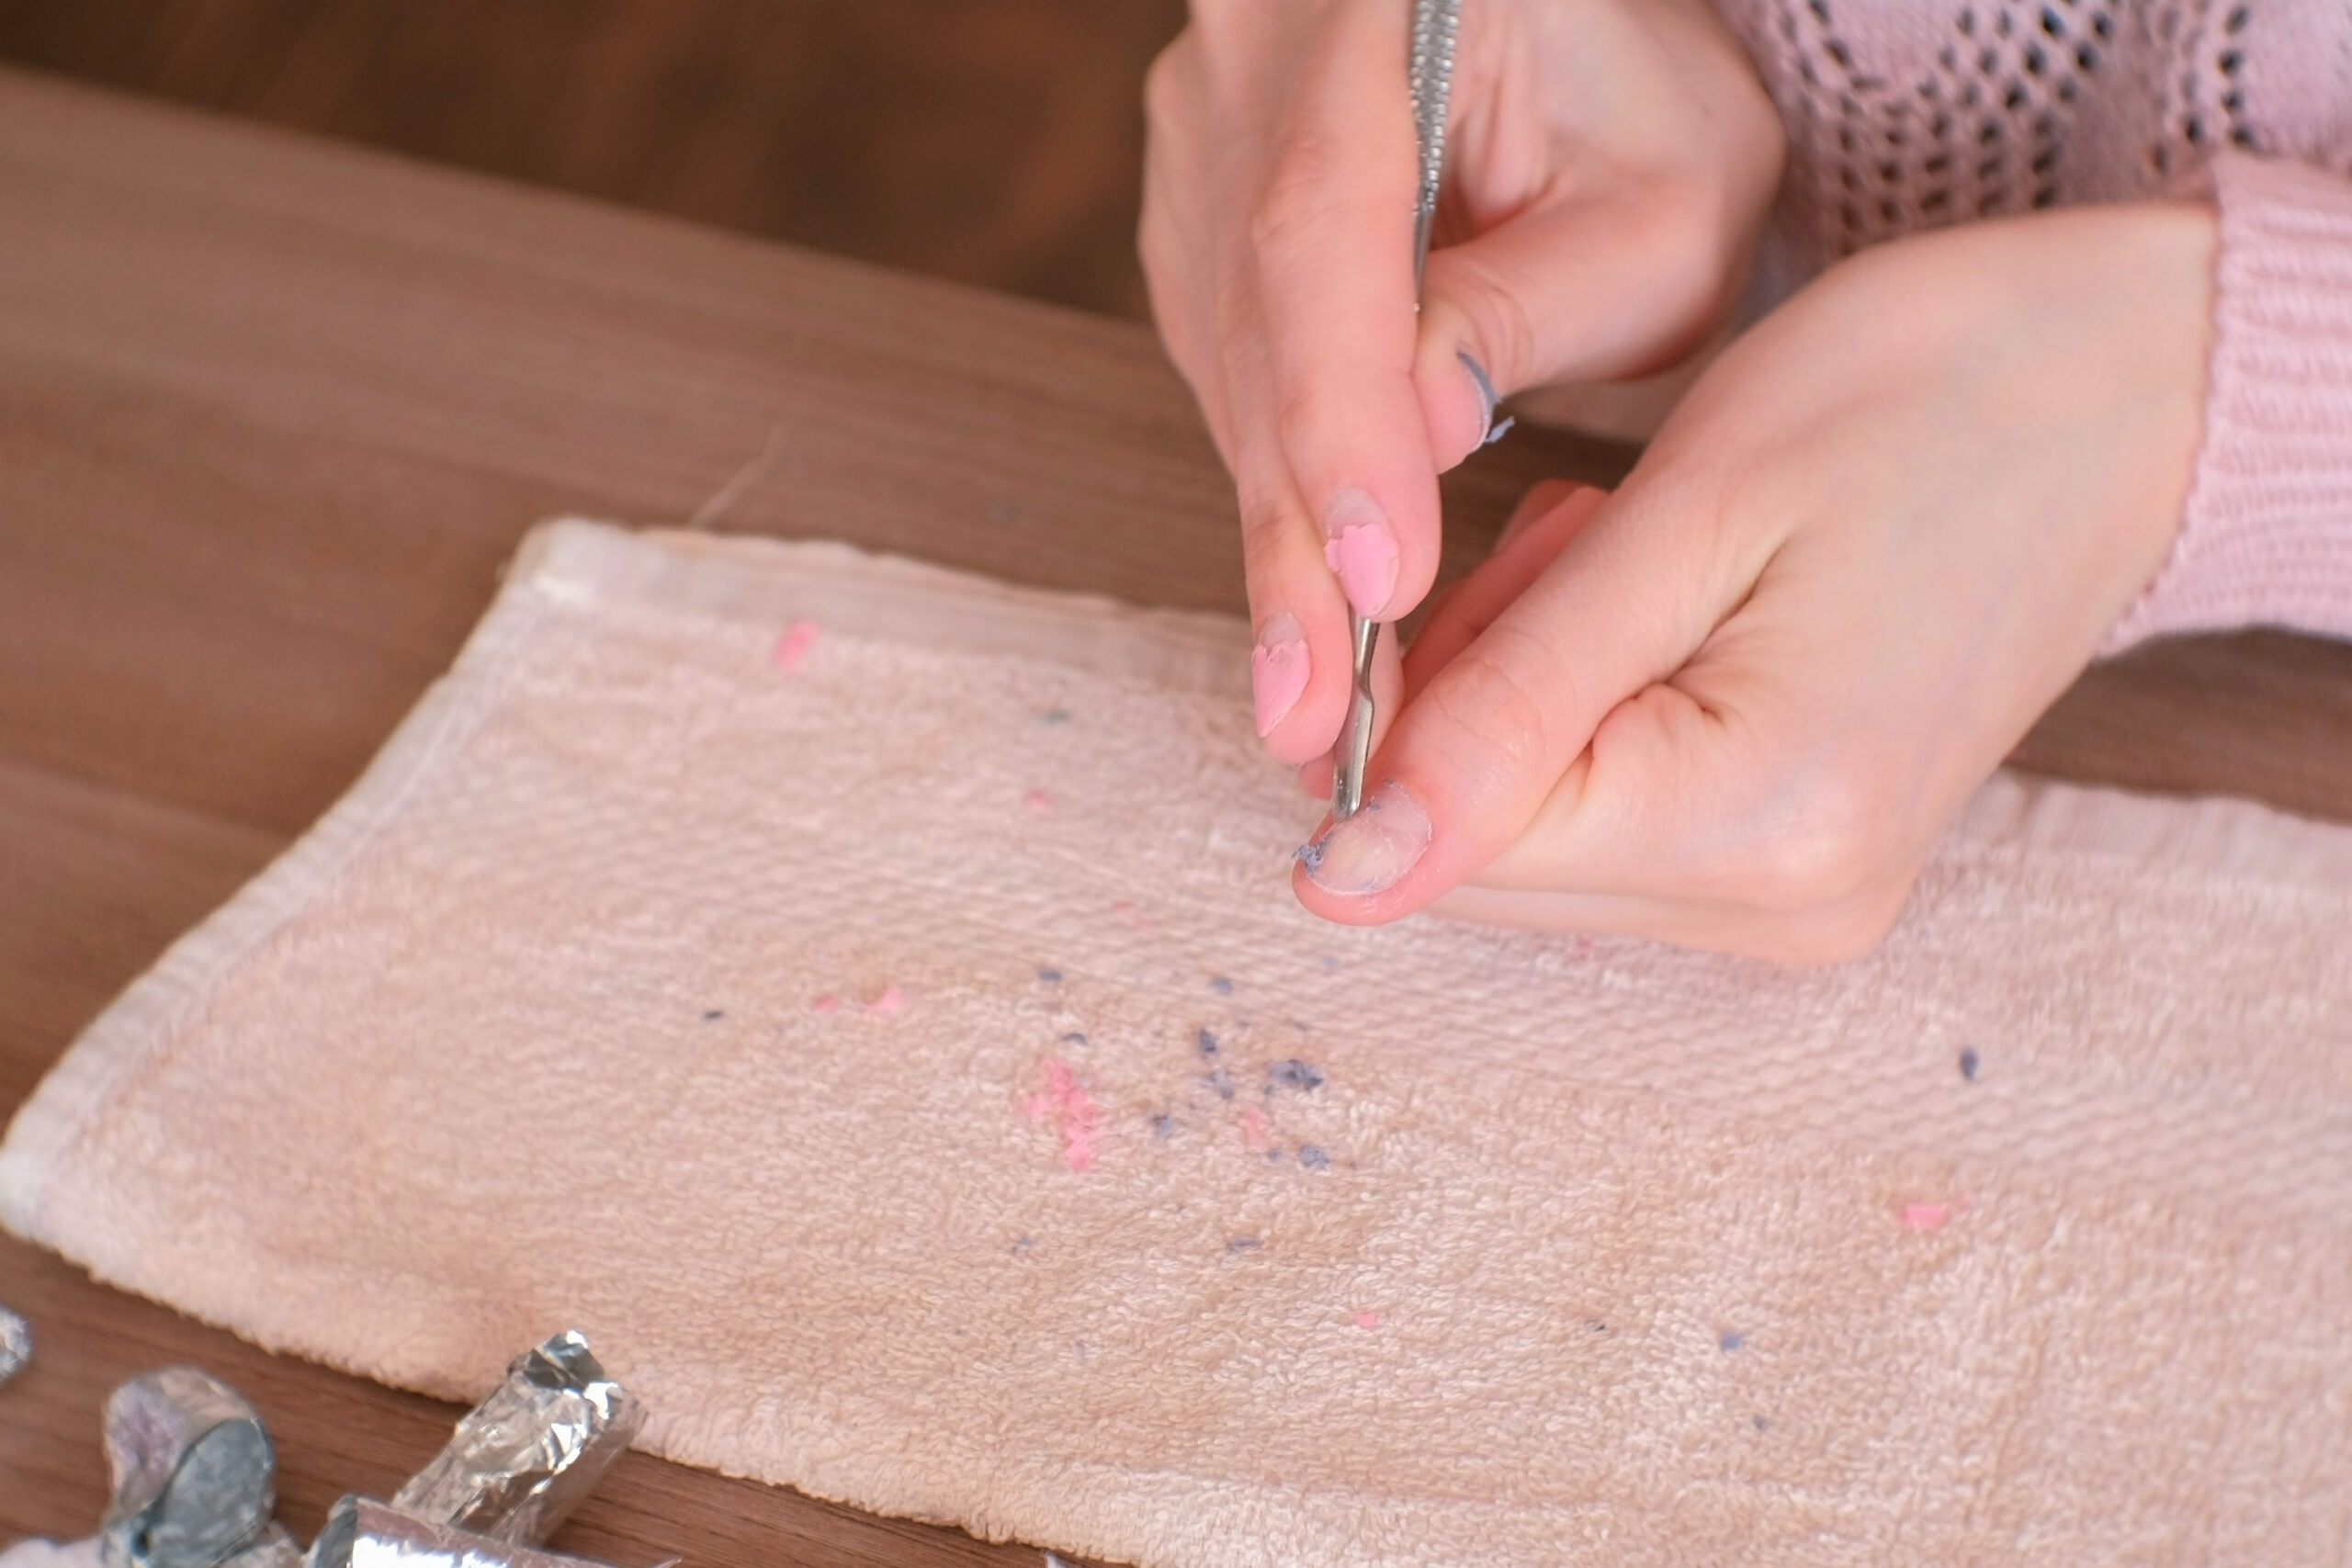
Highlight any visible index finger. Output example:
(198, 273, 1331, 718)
(1246, 0, 1442, 633)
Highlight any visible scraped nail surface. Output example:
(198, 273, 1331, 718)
(1250, 612, 1310, 736)
(1321, 490, 1398, 618)
(1298, 781, 1431, 897)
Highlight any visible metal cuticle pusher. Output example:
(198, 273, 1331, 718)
(1332, 0, 1461, 822)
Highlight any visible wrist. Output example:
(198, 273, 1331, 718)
(2103, 155, 2352, 651)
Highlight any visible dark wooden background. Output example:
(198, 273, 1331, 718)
(0, 0, 1184, 320)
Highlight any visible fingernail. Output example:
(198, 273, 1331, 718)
(1296, 780, 1431, 897)
(1250, 612, 1310, 736)
(1322, 489, 1400, 618)
(1458, 351, 1515, 448)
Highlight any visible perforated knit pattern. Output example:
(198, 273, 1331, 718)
(1716, 0, 2352, 649)
(1723, 0, 2349, 271)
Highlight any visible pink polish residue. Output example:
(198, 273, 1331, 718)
(810, 992, 840, 1014)
(1240, 1105, 1268, 1150)
(1023, 1058, 1104, 1172)
(1352, 1311, 1381, 1330)
(1323, 524, 1399, 618)
(773, 619, 820, 673)
(1023, 788, 1053, 816)
(1900, 1202, 1952, 1233)
(865, 985, 904, 1018)
(1250, 636, 1310, 737)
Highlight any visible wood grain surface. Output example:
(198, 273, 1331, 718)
(2, 63, 2348, 1566)
(0, 0, 1185, 320)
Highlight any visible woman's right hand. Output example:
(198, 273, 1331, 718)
(1140, 0, 1784, 767)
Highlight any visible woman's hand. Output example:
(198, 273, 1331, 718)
(1139, 0, 1782, 765)
(1293, 202, 2220, 963)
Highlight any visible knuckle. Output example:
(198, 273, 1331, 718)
(1630, 178, 1744, 361)
(1740, 777, 1898, 913)
(1266, 367, 1337, 448)
(1235, 483, 1299, 560)
(1442, 250, 1542, 391)
(1418, 623, 1571, 792)
(1245, 125, 1346, 269)
(1141, 38, 1190, 131)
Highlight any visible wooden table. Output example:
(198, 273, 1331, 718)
(3, 64, 2348, 1565)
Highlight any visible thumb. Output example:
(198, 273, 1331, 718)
(1450, 630, 1923, 964)
(1410, 183, 1733, 468)
(1290, 477, 1755, 922)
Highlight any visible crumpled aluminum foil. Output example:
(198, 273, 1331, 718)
(98, 1368, 278, 1568)
(0, 1539, 105, 1568)
(0, 1302, 28, 1386)
(213, 1530, 300, 1568)
(389, 1331, 642, 1545)
(304, 1498, 614, 1568)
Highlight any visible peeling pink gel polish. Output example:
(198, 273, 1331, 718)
(1297, 780, 1431, 897)
(1250, 614, 1310, 736)
(1321, 490, 1398, 618)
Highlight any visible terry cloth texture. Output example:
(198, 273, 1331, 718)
(6, 521, 2351, 1567)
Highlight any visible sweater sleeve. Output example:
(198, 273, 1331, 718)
(2102, 152, 2352, 652)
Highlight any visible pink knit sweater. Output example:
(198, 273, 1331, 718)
(1713, 0, 2352, 649)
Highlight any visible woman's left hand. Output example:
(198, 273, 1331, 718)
(1293, 201, 2219, 963)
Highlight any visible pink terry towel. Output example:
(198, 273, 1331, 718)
(5, 521, 2349, 1566)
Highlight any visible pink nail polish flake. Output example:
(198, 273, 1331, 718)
(810, 992, 840, 1014)
(1023, 1058, 1104, 1172)
(1240, 1105, 1268, 1150)
(1250, 636, 1310, 737)
(1900, 1201, 1953, 1233)
(773, 619, 820, 673)
(1323, 523, 1399, 618)
(1023, 788, 1053, 816)
(866, 985, 904, 1018)
(1352, 1311, 1381, 1330)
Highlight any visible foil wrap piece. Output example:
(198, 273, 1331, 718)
(390, 1332, 641, 1545)
(216, 1529, 301, 1568)
(0, 1302, 28, 1386)
(0, 1538, 106, 1568)
(306, 1499, 617, 1568)
(99, 1368, 278, 1568)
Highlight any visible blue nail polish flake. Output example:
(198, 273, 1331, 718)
(1457, 349, 1514, 446)
(1269, 1059, 1324, 1092)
